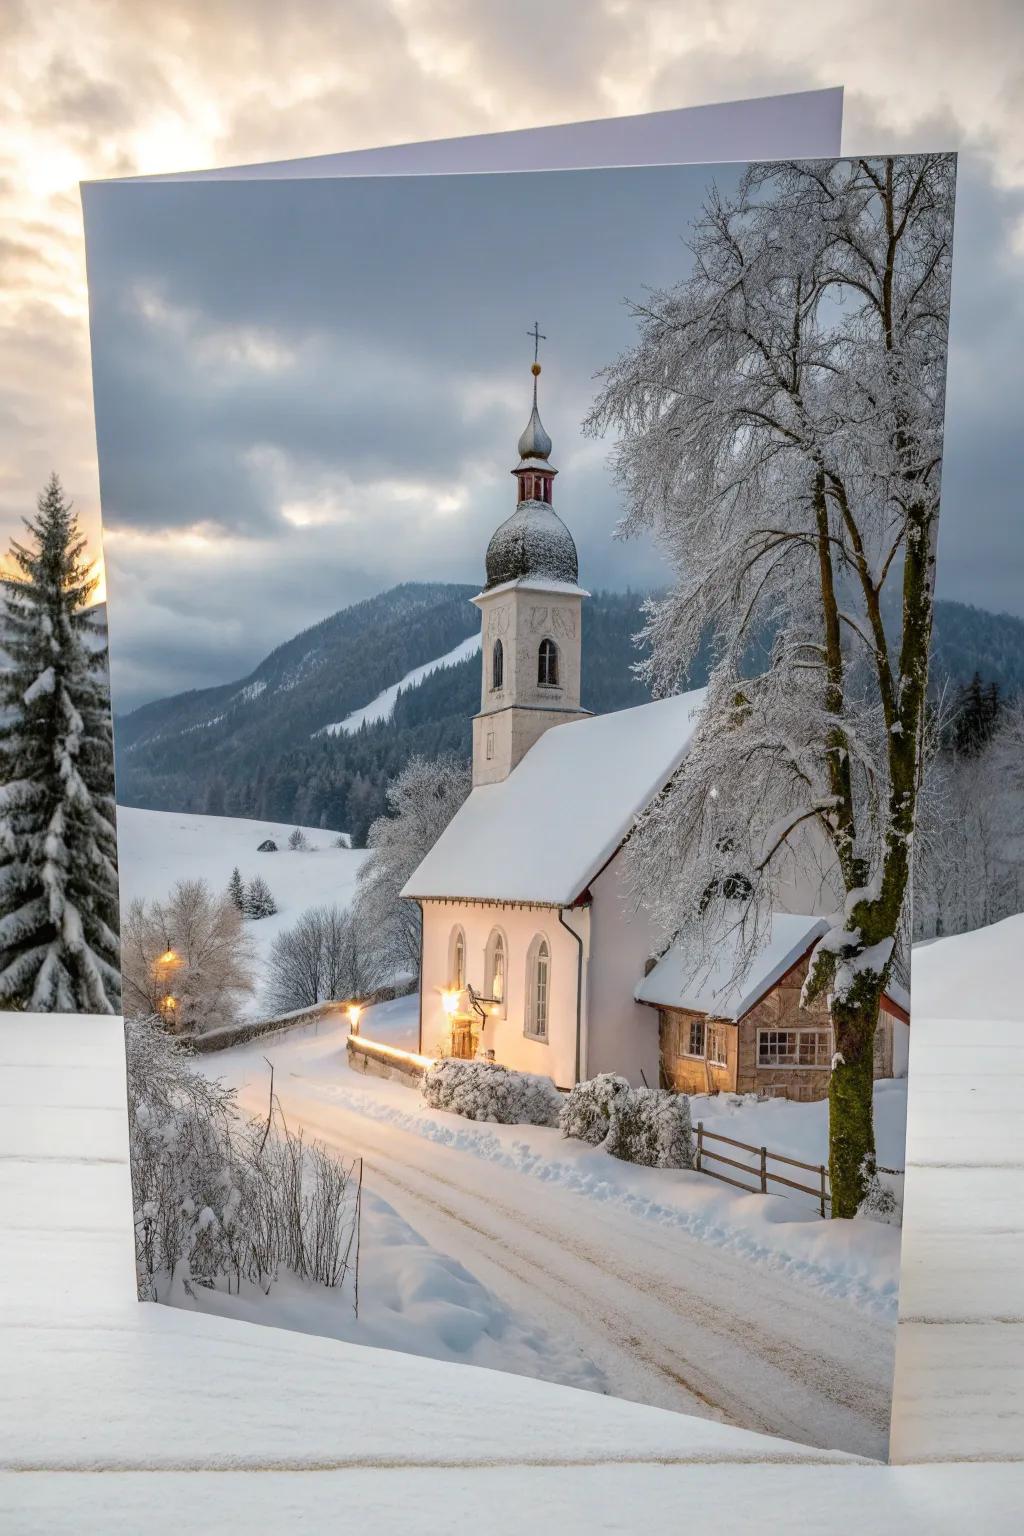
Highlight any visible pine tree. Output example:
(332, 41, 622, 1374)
(226, 867, 245, 912)
(0, 474, 120, 1012)
(244, 874, 277, 920)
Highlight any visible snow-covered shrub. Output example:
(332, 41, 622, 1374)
(287, 827, 309, 851)
(559, 1073, 630, 1145)
(257, 839, 278, 853)
(422, 1058, 561, 1126)
(605, 1087, 693, 1170)
(126, 1016, 359, 1300)
(855, 1163, 903, 1226)
(561, 1075, 693, 1169)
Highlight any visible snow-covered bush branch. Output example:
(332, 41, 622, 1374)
(127, 1016, 359, 1300)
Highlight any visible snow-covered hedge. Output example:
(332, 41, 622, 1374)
(422, 1058, 562, 1126)
(560, 1074, 693, 1169)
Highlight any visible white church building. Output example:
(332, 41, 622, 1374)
(401, 356, 908, 1094)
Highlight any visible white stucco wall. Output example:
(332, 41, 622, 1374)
(418, 900, 585, 1089)
(584, 852, 661, 1088)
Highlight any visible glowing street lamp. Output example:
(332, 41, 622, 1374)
(441, 989, 459, 1017)
(347, 1003, 362, 1034)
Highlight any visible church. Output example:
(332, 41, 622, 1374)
(401, 353, 909, 1095)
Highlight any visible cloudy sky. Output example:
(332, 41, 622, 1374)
(2, 1, 1022, 709)
(86, 163, 750, 707)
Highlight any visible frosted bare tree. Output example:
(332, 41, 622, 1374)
(264, 903, 373, 1015)
(586, 154, 955, 1216)
(355, 753, 470, 986)
(121, 878, 256, 1033)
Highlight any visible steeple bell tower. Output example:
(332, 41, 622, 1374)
(471, 329, 590, 787)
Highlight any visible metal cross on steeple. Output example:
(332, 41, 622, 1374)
(527, 321, 546, 365)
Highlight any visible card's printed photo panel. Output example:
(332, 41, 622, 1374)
(73, 153, 960, 1458)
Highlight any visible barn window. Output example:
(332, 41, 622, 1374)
(525, 935, 550, 1040)
(708, 1024, 728, 1067)
(757, 1028, 831, 1068)
(538, 638, 559, 687)
(485, 929, 506, 1015)
(448, 927, 466, 991)
(491, 639, 503, 691)
(680, 1018, 705, 1058)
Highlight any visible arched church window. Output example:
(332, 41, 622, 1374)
(491, 639, 503, 691)
(485, 929, 506, 1016)
(525, 935, 550, 1040)
(538, 637, 559, 687)
(449, 927, 466, 991)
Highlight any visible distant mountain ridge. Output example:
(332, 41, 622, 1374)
(113, 582, 1024, 845)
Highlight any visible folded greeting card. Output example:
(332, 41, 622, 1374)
(72, 99, 961, 1464)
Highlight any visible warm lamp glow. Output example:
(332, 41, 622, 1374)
(162, 996, 176, 1011)
(441, 989, 459, 1017)
(158, 949, 178, 965)
(347, 1003, 362, 1033)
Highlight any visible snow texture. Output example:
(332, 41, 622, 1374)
(484, 498, 579, 590)
(316, 632, 481, 738)
(422, 1057, 562, 1126)
(403, 689, 706, 905)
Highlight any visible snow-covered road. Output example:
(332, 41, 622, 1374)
(208, 1021, 895, 1460)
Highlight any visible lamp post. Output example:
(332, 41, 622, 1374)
(347, 1003, 362, 1035)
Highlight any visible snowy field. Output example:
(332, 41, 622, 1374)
(116, 806, 366, 1010)
(194, 1004, 903, 1459)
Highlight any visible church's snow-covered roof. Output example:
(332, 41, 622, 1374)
(402, 689, 706, 906)
(635, 913, 829, 1020)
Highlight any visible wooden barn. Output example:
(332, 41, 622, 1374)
(636, 913, 910, 1103)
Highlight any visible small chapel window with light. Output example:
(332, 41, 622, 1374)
(538, 638, 559, 687)
(449, 927, 466, 991)
(485, 929, 506, 1016)
(492, 639, 503, 690)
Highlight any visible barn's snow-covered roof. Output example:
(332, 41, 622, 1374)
(635, 912, 830, 1020)
(402, 688, 706, 906)
(636, 911, 911, 1021)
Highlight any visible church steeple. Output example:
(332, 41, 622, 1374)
(514, 323, 556, 505)
(470, 329, 590, 787)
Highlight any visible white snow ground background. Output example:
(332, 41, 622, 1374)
(1, 922, 1022, 1530)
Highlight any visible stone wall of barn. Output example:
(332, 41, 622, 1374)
(657, 951, 901, 1103)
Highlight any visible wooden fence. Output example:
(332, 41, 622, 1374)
(694, 1121, 830, 1218)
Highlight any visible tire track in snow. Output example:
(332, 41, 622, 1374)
(257, 1086, 890, 1457)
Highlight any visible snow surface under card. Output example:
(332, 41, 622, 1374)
(403, 688, 706, 905)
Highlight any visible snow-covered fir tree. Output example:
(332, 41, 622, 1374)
(586, 155, 955, 1216)
(287, 827, 309, 851)
(226, 866, 245, 912)
(244, 874, 277, 920)
(0, 474, 120, 1012)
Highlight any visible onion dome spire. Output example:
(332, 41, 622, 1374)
(483, 326, 578, 591)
